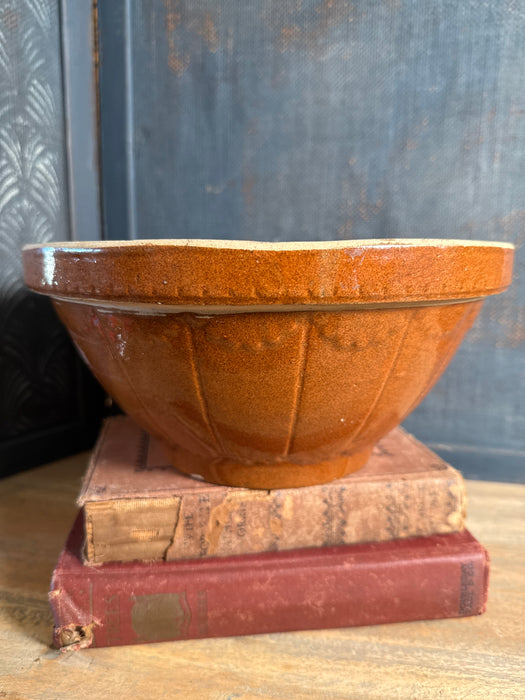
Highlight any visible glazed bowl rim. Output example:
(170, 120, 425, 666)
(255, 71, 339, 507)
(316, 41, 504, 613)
(23, 237, 515, 251)
(22, 237, 514, 311)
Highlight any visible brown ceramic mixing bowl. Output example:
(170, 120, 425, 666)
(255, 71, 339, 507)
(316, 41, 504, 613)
(22, 239, 513, 488)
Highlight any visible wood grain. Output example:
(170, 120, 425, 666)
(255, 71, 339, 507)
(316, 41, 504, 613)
(0, 452, 524, 699)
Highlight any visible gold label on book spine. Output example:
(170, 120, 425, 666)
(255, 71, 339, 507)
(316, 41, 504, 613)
(131, 591, 191, 641)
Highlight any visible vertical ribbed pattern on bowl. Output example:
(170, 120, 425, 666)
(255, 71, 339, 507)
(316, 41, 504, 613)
(52, 298, 484, 469)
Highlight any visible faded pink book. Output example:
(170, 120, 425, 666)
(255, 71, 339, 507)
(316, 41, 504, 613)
(79, 416, 466, 564)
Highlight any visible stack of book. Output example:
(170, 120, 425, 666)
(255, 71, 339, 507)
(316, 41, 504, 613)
(50, 415, 489, 651)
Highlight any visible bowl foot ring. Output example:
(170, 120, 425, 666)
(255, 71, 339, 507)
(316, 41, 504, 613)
(164, 444, 374, 489)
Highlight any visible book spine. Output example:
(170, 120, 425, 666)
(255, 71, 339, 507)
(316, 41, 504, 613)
(84, 497, 183, 564)
(84, 471, 466, 564)
(51, 537, 488, 650)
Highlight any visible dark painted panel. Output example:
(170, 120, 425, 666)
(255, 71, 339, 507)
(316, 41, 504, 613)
(97, 0, 131, 242)
(60, 0, 102, 242)
(424, 444, 524, 485)
(99, 1, 524, 242)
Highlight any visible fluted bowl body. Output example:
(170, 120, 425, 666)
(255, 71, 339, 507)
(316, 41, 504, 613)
(23, 239, 513, 488)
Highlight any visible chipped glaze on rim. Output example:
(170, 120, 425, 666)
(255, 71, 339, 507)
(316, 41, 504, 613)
(22, 238, 514, 313)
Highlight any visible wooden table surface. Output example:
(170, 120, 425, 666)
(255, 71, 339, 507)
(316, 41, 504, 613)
(0, 452, 524, 700)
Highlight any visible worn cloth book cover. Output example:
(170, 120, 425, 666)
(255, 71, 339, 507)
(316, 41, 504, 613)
(50, 514, 489, 651)
(78, 416, 466, 564)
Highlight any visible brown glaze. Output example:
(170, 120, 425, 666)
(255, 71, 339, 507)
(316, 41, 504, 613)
(22, 240, 514, 489)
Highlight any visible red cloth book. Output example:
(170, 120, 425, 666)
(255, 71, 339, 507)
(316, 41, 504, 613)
(50, 514, 489, 650)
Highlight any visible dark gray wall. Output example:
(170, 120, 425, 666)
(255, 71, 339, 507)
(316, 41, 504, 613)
(97, 0, 524, 481)
(100, 1, 524, 244)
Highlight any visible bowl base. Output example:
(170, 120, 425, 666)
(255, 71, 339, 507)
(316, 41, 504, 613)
(164, 444, 374, 490)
